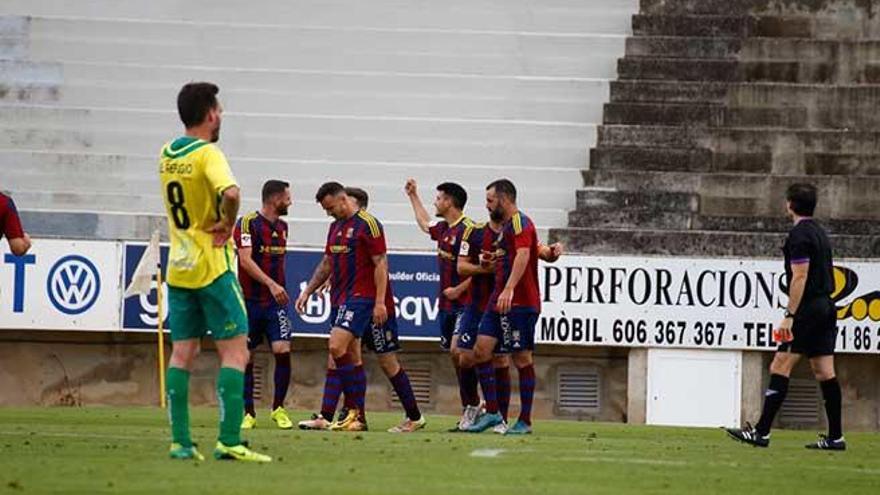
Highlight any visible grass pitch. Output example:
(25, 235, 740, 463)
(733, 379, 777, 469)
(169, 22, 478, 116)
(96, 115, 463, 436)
(0, 407, 878, 494)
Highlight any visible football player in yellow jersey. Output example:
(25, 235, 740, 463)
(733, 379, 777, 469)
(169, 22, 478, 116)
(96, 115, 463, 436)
(160, 82, 270, 463)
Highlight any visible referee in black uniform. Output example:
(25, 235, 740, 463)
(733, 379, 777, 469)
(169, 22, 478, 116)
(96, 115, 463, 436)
(727, 184, 844, 450)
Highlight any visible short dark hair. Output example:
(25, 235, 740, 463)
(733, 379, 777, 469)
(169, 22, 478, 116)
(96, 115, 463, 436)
(345, 187, 369, 209)
(437, 182, 467, 210)
(177, 82, 219, 128)
(315, 181, 345, 203)
(262, 180, 289, 203)
(786, 183, 818, 216)
(486, 179, 517, 202)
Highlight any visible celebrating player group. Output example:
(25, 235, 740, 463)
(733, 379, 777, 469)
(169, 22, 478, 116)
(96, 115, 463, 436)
(157, 82, 564, 462)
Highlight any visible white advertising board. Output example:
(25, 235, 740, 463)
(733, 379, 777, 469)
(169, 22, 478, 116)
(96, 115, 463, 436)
(539, 256, 880, 353)
(0, 239, 121, 330)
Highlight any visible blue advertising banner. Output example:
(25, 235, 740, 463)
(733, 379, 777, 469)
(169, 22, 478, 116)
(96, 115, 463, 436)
(122, 244, 442, 340)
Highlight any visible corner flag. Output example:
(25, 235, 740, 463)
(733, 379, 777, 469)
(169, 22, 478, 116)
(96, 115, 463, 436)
(123, 230, 167, 408)
(125, 230, 160, 297)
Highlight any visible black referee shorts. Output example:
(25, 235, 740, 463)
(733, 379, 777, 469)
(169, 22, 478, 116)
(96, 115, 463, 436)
(778, 297, 837, 358)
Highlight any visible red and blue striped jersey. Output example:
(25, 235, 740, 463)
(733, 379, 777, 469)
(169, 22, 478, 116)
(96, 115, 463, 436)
(429, 215, 474, 311)
(324, 210, 387, 306)
(459, 222, 497, 313)
(488, 211, 541, 312)
(0, 192, 24, 241)
(233, 211, 288, 305)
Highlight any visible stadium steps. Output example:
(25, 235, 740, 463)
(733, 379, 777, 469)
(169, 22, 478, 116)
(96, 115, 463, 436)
(569, 188, 880, 234)
(627, 36, 880, 61)
(550, 0, 880, 256)
(549, 227, 880, 258)
(583, 170, 880, 207)
(0, 1, 641, 247)
(610, 80, 880, 108)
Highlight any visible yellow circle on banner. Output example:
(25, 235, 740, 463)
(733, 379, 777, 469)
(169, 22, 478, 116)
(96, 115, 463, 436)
(869, 299, 880, 322)
(852, 299, 868, 321)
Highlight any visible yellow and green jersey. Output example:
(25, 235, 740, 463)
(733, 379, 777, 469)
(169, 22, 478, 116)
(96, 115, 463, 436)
(159, 136, 238, 289)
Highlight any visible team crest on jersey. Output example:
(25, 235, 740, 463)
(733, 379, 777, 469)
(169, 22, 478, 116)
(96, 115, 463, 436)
(346, 228, 354, 238)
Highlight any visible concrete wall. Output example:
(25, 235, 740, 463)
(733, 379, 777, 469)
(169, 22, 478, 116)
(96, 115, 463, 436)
(3, 330, 877, 430)
(0, 331, 628, 423)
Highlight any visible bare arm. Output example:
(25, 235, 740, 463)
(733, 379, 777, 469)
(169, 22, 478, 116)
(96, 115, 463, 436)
(295, 254, 332, 314)
(372, 253, 389, 325)
(404, 179, 431, 234)
(219, 186, 241, 226)
(443, 277, 472, 301)
(537, 242, 564, 263)
(458, 255, 492, 277)
(7, 232, 31, 256)
(775, 262, 809, 342)
(505, 247, 530, 292)
(497, 247, 530, 313)
(787, 262, 809, 315)
(303, 255, 332, 296)
(208, 186, 241, 246)
(238, 246, 289, 305)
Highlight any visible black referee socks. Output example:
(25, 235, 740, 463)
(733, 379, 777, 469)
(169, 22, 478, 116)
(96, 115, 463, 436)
(756, 373, 790, 436)
(820, 377, 843, 440)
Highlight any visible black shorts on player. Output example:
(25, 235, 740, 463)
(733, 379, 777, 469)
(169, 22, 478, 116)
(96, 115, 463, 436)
(777, 296, 836, 358)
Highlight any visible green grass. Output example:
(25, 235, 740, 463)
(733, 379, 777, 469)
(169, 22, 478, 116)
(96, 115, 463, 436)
(0, 407, 878, 494)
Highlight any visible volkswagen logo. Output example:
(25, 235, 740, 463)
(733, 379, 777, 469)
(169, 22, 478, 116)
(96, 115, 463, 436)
(46, 255, 101, 315)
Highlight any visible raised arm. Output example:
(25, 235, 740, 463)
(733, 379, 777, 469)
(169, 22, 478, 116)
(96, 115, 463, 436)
(404, 178, 431, 234)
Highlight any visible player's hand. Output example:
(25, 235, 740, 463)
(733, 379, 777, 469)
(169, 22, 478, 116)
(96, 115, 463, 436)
(404, 178, 417, 197)
(479, 250, 495, 269)
(318, 279, 331, 295)
(372, 303, 388, 326)
(547, 242, 564, 262)
(496, 287, 514, 314)
(442, 286, 460, 301)
(270, 282, 290, 306)
(773, 317, 794, 343)
(294, 291, 310, 315)
(206, 220, 234, 247)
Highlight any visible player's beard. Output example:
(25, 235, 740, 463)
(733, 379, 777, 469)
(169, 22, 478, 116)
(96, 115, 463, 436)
(489, 206, 504, 222)
(210, 122, 221, 142)
(277, 204, 289, 216)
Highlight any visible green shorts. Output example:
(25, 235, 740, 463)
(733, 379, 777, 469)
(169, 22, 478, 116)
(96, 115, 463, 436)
(168, 271, 248, 342)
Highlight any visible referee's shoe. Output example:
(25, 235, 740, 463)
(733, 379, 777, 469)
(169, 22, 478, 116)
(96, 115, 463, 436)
(806, 434, 846, 451)
(725, 423, 770, 448)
